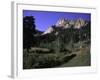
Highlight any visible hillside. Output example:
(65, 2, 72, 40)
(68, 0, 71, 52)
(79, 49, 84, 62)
(60, 46, 90, 67)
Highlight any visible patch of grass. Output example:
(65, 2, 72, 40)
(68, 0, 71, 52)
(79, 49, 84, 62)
(23, 50, 76, 69)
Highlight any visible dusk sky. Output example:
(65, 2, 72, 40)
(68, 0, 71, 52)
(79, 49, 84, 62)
(23, 10, 91, 31)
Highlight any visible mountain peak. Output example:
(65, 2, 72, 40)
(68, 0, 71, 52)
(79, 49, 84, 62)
(74, 18, 87, 29)
(56, 18, 69, 28)
(42, 26, 54, 35)
(56, 18, 88, 29)
(42, 18, 88, 35)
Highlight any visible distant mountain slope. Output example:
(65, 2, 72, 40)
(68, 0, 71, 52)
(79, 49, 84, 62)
(42, 18, 89, 35)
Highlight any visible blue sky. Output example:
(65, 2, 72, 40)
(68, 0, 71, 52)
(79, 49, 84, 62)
(23, 10, 91, 31)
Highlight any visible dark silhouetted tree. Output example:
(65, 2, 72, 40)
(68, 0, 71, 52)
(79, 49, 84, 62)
(23, 16, 36, 52)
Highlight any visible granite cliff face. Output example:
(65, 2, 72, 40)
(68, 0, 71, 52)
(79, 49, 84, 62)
(74, 18, 87, 29)
(42, 18, 89, 35)
(56, 18, 88, 29)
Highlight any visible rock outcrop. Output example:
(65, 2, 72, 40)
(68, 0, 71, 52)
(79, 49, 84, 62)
(42, 18, 88, 35)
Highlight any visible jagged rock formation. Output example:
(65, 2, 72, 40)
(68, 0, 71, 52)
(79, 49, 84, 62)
(56, 18, 69, 28)
(74, 18, 87, 29)
(42, 18, 89, 35)
(56, 18, 88, 29)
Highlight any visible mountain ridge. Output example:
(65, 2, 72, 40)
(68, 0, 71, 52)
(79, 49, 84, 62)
(42, 18, 89, 35)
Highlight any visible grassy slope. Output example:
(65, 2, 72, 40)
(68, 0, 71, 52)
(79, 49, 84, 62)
(60, 46, 91, 67)
(23, 45, 90, 69)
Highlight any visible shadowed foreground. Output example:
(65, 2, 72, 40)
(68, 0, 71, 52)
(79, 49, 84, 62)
(23, 45, 90, 69)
